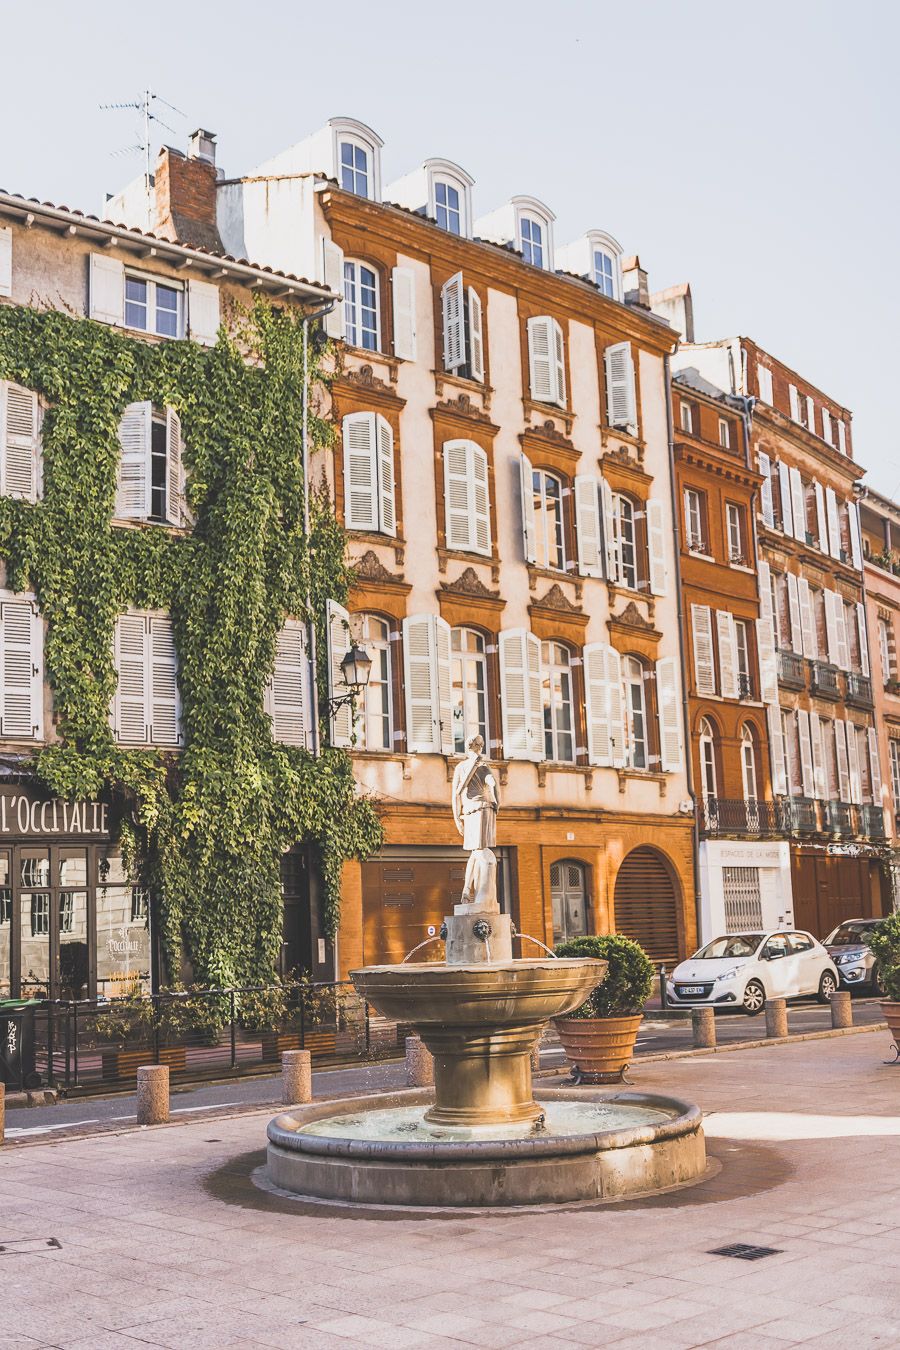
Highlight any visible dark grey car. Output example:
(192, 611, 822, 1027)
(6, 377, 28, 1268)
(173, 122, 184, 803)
(824, 918, 886, 994)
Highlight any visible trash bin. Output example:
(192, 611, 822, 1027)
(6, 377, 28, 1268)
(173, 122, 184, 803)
(0, 999, 42, 1090)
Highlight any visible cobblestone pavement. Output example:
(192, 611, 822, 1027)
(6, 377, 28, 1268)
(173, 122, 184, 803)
(2, 1027, 899, 1349)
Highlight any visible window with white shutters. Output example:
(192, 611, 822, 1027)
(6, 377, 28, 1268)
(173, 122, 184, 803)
(822, 409, 833, 445)
(600, 476, 618, 581)
(125, 271, 185, 339)
(837, 420, 847, 454)
(442, 272, 466, 373)
(115, 402, 184, 525)
(519, 452, 537, 564)
(402, 614, 453, 755)
(789, 466, 807, 541)
(351, 613, 393, 752)
(112, 611, 182, 747)
(856, 603, 870, 678)
(391, 266, 416, 361)
(0, 381, 40, 502)
(265, 619, 310, 748)
(342, 412, 396, 536)
(768, 704, 788, 795)
(326, 599, 352, 748)
(583, 642, 625, 768)
(868, 727, 883, 810)
(758, 451, 775, 527)
(656, 656, 682, 772)
(846, 718, 862, 804)
(798, 578, 816, 659)
(756, 363, 773, 404)
(716, 611, 739, 699)
(834, 718, 851, 802)
(443, 440, 490, 556)
(848, 502, 863, 571)
(691, 604, 716, 696)
(813, 480, 827, 551)
(499, 628, 543, 761)
(645, 499, 667, 596)
(825, 486, 841, 560)
(797, 709, 815, 797)
(810, 711, 827, 799)
(789, 384, 802, 424)
(786, 573, 802, 655)
(527, 316, 566, 408)
(604, 342, 637, 433)
(756, 560, 779, 704)
(343, 260, 381, 352)
(0, 594, 42, 740)
(321, 238, 345, 340)
(777, 461, 793, 535)
(574, 476, 602, 578)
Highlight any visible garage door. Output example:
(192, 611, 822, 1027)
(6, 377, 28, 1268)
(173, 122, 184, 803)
(613, 847, 682, 965)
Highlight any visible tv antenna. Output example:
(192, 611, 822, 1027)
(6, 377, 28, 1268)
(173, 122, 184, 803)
(100, 88, 186, 195)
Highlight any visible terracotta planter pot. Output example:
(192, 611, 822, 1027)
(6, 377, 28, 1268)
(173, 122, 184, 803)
(101, 1045, 187, 1082)
(881, 1001, 900, 1046)
(552, 1014, 643, 1082)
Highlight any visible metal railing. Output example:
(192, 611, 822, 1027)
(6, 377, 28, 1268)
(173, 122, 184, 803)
(859, 804, 887, 839)
(777, 649, 806, 688)
(699, 798, 786, 836)
(846, 672, 874, 707)
(809, 661, 841, 699)
(824, 800, 855, 838)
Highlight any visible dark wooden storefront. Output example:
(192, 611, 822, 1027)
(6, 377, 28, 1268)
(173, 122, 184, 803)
(791, 848, 887, 939)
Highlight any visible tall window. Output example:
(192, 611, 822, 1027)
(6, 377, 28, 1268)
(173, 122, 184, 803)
(718, 418, 731, 449)
(879, 618, 893, 684)
(343, 260, 380, 351)
(890, 740, 900, 810)
(350, 614, 391, 751)
(726, 503, 744, 563)
(541, 641, 574, 762)
(734, 619, 751, 697)
(339, 140, 370, 196)
(623, 656, 648, 770)
(679, 402, 695, 434)
(770, 570, 781, 647)
(614, 494, 637, 589)
(533, 470, 566, 571)
(684, 488, 705, 552)
(124, 272, 183, 338)
(593, 250, 615, 297)
(741, 725, 759, 802)
(520, 216, 544, 268)
(699, 717, 717, 800)
(435, 180, 462, 235)
(451, 627, 488, 753)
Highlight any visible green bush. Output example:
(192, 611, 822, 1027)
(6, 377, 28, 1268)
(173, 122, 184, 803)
(554, 934, 654, 1018)
(868, 913, 900, 1001)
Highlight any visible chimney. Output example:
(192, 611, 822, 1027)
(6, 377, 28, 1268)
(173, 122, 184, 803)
(649, 283, 694, 343)
(152, 129, 223, 251)
(622, 255, 650, 309)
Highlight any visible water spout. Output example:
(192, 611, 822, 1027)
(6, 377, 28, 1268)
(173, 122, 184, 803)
(514, 929, 558, 959)
(401, 935, 446, 964)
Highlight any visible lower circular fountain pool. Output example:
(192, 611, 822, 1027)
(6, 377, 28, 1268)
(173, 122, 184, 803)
(297, 1099, 670, 1144)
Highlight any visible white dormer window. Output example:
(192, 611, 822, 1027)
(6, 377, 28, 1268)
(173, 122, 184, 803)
(339, 139, 371, 197)
(593, 249, 616, 297)
(520, 215, 545, 268)
(555, 230, 623, 300)
(435, 180, 462, 235)
(328, 119, 383, 201)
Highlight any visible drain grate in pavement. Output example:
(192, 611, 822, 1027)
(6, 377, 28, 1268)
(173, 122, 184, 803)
(708, 1243, 782, 1261)
(0, 1237, 61, 1255)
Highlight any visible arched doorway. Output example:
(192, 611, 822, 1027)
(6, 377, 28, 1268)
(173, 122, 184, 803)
(550, 860, 589, 944)
(613, 847, 682, 965)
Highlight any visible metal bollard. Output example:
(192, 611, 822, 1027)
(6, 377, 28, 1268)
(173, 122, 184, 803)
(692, 1007, 716, 1049)
(136, 1065, 169, 1125)
(765, 998, 788, 1039)
(0, 1082, 4, 1145)
(405, 1034, 434, 1087)
(281, 1050, 312, 1106)
(831, 990, 853, 1029)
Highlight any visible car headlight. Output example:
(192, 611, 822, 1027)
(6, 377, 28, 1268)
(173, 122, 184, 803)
(714, 967, 740, 982)
(835, 950, 865, 966)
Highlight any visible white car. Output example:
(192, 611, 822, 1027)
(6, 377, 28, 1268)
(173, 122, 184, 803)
(667, 930, 839, 1015)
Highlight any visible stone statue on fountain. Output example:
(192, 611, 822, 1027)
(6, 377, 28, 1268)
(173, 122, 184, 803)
(447, 734, 511, 961)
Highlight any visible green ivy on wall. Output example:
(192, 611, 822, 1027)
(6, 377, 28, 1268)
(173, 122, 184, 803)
(0, 299, 382, 988)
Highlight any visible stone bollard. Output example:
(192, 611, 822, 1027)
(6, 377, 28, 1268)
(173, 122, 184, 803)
(831, 990, 853, 1029)
(281, 1050, 312, 1106)
(0, 1081, 4, 1145)
(405, 1034, 434, 1087)
(691, 1007, 716, 1049)
(765, 998, 788, 1039)
(136, 1065, 169, 1125)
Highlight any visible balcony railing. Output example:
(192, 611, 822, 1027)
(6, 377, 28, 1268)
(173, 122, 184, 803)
(809, 661, 841, 700)
(737, 673, 754, 700)
(859, 804, 886, 839)
(846, 672, 874, 707)
(700, 796, 889, 842)
(787, 798, 818, 833)
(777, 649, 806, 689)
(824, 800, 855, 838)
(699, 798, 787, 837)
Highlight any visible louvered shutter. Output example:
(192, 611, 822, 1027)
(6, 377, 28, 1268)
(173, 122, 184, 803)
(552, 319, 566, 408)
(321, 239, 345, 339)
(267, 620, 310, 748)
(574, 476, 602, 578)
(868, 727, 883, 806)
(467, 287, 484, 383)
(187, 280, 220, 346)
(0, 597, 41, 740)
(114, 613, 148, 745)
(825, 486, 841, 559)
(756, 561, 779, 704)
(645, 499, 667, 596)
(89, 253, 124, 325)
(600, 476, 618, 581)
(789, 384, 801, 422)
(834, 719, 851, 801)
(656, 656, 682, 772)
(604, 342, 637, 431)
(824, 590, 839, 666)
(165, 406, 183, 526)
(606, 646, 626, 768)
(391, 266, 416, 361)
(499, 629, 530, 760)
(786, 573, 802, 655)
(377, 415, 397, 537)
(434, 616, 454, 755)
(768, 705, 788, 795)
(789, 467, 806, 541)
(758, 451, 774, 527)
(441, 272, 466, 372)
(848, 502, 863, 570)
(116, 402, 152, 519)
(810, 711, 827, 799)
(519, 452, 536, 563)
(444, 441, 473, 551)
(471, 444, 490, 555)
(0, 382, 39, 502)
(857, 603, 870, 678)
(813, 480, 827, 552)
(837, 420, 847, 454)
(822, 409, 833, 445)
(836, 600, 850, 671)
(326, 599, 352, 748)
(525, 631, 543, 759)
(691, 604, 716, 695)
(717, 611, 739, 699)
(342, 413, 378, 531)
(527, 316, 555, 404)
(797, 709, 814, 797)
(806, 396, 816, 434)
(0, 227, 11, 298)
(403, 614, 439, 753)
(798, 578, 816, 659)
(149, 616, 182, 746)
(583, 642, 613, 765)
(846, 719, 862, 804)
(778, 461, 794, 535)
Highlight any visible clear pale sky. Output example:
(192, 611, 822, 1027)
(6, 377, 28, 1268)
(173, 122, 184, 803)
(2, 0, 897, 495)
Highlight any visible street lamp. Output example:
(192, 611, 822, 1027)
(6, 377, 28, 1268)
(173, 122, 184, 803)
(324, 642, 373, 715)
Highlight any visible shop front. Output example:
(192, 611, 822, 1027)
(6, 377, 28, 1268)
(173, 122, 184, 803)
(697, 840, 795, 944)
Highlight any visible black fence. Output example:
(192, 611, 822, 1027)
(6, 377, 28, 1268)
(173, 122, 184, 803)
(29, 983, 407, 1094)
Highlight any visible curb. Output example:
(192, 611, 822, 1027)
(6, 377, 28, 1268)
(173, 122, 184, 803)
(4, 1089, 58, 1109)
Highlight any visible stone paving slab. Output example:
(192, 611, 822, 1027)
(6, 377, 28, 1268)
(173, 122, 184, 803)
(2, 1032, 900, 1348)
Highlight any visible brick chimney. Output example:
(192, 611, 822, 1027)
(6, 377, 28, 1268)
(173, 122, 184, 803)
(153, 129, 223, 251)
(622, 255, 650, 310)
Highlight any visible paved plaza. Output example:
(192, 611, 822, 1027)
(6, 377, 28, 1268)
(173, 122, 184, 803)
(2, 1029, 900, 1349)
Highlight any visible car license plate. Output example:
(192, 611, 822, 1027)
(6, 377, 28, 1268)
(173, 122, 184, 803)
(681, 986, 705, 995)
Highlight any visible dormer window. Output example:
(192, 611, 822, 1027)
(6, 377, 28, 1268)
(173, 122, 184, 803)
(328, 119, 383, 200)
(520, 215, 545, 268)
(555, 230, 623, 301)
(435, 180, 462, 235)
(593, 249, 616, 298)
(339, 139, 371, 197)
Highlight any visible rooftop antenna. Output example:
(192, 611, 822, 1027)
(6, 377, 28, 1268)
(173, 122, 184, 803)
(100, 88, 185, 214)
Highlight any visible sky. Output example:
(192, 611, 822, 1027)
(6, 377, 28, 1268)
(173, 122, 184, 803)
(2, 0, 897, 495)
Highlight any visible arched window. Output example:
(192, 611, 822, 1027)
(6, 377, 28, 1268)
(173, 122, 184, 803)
(741, 724, 759, 803)
(350, 613, 392, 751)
(343, 260, 380, 351)
(623, 656, 648, 770)
(541, 641, 574, 762)
(532, 469, 566, 571)
(613, 493, 637, 590)
(699, 717, 718, 801)
(593, 248, 616, 298)
(434, 179, 463, 235)
(451, 627, 488, 753)
(520, 214, 545, 268)
(339, 137, 373, 198)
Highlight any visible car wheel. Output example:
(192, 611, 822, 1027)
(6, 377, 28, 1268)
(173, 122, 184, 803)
(870, 966, 884, 998)
(742, 979, 766, 1016)
(818, 971, 837, 1003)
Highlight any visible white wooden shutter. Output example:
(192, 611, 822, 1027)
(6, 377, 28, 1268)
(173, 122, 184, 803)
(825, 486, 841, 559)
(756, 363, 772, 403)
(756, 561, 779, 704)
(583, 642, 613, 766)
(267, 620, 310, 748)
(813, 480, 827, 552)
(326, 599, 352, 748)
(837, 420, 847, 454)
(552, 318, 566, 408)
(441, 272, 466, 372)
(444, 441, 473, 552)
(789, 384, 801, 422)
(376, 415, 397, 538)
(403, 614, 439, 753)
(604, 341, 637, 432)
(342, 413, 378, 532)
(716, 610, 739, 699)
(868, 727, 883, 806)
(149, 615, 182, 746)
(525, 631, 544, 760)
(527, 316, 555, 404)
(824, 590, 839, 666)
(499, 629, 533, 761)
(848, 502, 863, 570)
(798, 578, 816, 659)
(113, 613, 148, 745)
(810, 711, 827, 799)
(0, 227, 11, 298)
(789, 466, 806, 541)
(797, 709, 814, 797)
(645, 498, 667, 596)
(391, 266, 416, 361)
(89, 253, 124, 325)
(321, 238, 345, 339)
(857, 603, 870, 678)
(116, 401, 152, 519)
(471, 444, 490, 555)
(786, 573, 802, 655)
(574, 476, 602, 578)
(836, 600, 850, 672)
(768, 704, 788, 795)
(0, 382, 39, 502)
(691, 604, 716, 695)
(656, 656, 682, 772)
(806, 396, 816, 435)
(778, 461, 793, 535)
(467, 287, 484, 383)
(607, 645, 626, 767)
(822, 409, 833, 445)
(434, 616, 454, 755)
(0, 597, 41, 740)
(519, 452, 536, 563)
(846, 719, 862, 804)
(600, 476, 618, 582)
(834, 719, 850, 801)
(165, 406, 183, 526)
(758, 451, 774, 527)
(187, 279, 220, 346)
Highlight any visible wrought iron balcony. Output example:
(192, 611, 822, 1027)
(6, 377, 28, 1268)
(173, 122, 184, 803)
(777, 649, 806, 690)
(737, 673, 755, 700)
(824, 800, 855, 838)
(859, 804, 886, 839)
(699, 798, 784, 837)
(787, 799, 818, 834)
(809, 661, 841, 700)
(845, 672, 874, 708)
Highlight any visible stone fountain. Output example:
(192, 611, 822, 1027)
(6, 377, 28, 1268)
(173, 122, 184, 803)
(267, 736, 706, 1207)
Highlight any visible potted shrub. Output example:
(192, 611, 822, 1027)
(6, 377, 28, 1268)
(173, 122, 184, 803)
(552, 934, 654, 1082)
(868, 913, 900, 1047)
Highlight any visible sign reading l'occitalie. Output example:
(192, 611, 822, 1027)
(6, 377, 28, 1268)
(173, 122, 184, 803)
(0, 790, 110, 837)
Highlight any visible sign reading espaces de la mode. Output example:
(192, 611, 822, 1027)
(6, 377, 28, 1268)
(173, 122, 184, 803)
(0, 788, 112, 839)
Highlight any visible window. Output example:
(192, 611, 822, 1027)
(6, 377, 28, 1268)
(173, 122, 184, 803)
(623, 656, 648, 770)
(593, 250, 616, 297)
(604, 342, 637, 432)
(265, 619, 310, 748)
(520, 215, 545, 268)
(684, 488, 706, 553)
(526, 315, 566, 407)
(679, 401, 695, 434)
(441, 274, 485, 383)
(112, 611, 182, 747)
(451, 628, 489, 754)
(0, 381, 41, 503)
(879, 618, 893, 684)
(443, 440, 491, 556)
(124, 272, 183, 338)
(890, 740, 900, 810)
(343, 260, 380, 351)
(735, 620, 752, 697)
(723, 867, 763, 932)
(339, 139, 370, 197)
(435, 180, 462, 235)
(699, 717, 717, 800)
(718, 418, 731, 449)
(0, 593, 43, 740)
(770, 570, 782, 648)
(613, 494, 637, 589)
(342, 412, 396, 536)
(541, 641, 574, 762)
(533, 470, 566, 571)
(116, 402, 183, 526)
(757, 364, 773, 404)
(741, 725, 759, 802)
(726, 503, 745, 564)
(351, 614, 392, 751)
